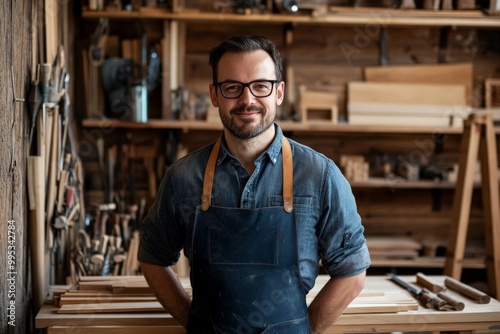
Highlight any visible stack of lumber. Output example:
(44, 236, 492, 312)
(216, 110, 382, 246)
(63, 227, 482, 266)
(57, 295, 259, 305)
(340, 154, 369, 182)
(347, 63, 473, 128)
(367, 236, 422, 260)
(52, 276, 418, 316)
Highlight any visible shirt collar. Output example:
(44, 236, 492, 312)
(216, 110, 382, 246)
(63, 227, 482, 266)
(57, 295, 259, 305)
(217, 123, 283, 166)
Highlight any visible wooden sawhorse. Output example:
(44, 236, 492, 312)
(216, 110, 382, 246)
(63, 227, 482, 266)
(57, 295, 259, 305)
(444, 112, 500, 299)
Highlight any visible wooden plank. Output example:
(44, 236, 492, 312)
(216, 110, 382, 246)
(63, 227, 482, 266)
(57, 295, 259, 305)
(369, 250, 420, 259)
(79, 275, 146, 282)
(61, 292, 154, 297)
(77, 277, 158, 293)
(348, 82, 466, 106)
(59, 296, 158, 305)
(364, 63, 473, 105)
(169, 20, 179, 91)
(57, 301, 165, 314)
(366, 236, 422, 251)
(328, 6, 487, 17)
(36, 305, 178, 328)
(348, 114, 454, 127)
(57, 300, 415, 315)
(177, 21, 186, 88)
(45, 0, 58, 63)
(416, 272, 446, 293)
(348, 103, 472, 116)
(161, 21, 171, 119)
(36, 276, 500, 330)
(47, 326, 185, 334)
(348, 82, 467, 127)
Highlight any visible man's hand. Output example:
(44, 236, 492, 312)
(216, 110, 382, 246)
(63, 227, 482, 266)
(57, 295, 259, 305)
(140, 262, 191, 327)
(308, 272, 366, 333)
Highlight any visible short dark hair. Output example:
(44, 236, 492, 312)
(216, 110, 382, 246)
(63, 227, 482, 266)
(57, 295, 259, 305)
(208, 35, 283, 84)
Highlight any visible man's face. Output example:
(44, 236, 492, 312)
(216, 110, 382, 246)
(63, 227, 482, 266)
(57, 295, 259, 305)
(209, 50, 285, 140)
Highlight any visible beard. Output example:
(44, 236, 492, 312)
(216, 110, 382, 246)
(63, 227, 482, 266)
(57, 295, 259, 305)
(220, 105, 275, 140)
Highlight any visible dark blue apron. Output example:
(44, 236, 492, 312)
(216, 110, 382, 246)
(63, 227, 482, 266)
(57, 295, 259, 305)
(187, 137, 311, 334)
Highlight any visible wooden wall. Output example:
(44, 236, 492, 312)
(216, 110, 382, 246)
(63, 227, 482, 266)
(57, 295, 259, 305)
(0, 1, 34, 333)
(76, 3, 500, 281)
(181, 21, 500, 256)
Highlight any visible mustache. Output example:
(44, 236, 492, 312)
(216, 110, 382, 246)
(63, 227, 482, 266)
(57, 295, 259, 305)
(230, 106, 264, 114)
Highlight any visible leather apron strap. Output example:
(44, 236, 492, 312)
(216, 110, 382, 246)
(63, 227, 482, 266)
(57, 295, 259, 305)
(201, 140, 221, 211)
(201, 136, 293, 212)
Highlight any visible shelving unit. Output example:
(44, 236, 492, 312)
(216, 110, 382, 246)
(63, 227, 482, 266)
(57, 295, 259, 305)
(82, 117, 466, 133)
(82, 117, 500, 134)
(79, 4, 500, 273)
(82, 7, 500, 28)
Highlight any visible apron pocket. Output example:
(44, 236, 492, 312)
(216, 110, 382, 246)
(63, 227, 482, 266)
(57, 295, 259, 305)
(208, 221, 279, 265)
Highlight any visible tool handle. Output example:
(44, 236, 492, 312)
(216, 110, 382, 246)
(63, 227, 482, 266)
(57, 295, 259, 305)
(420, 292, 447, 310)
(40, 63, 52, 103)
(444, 277, 490, 304)
(437, 292, 465, 311)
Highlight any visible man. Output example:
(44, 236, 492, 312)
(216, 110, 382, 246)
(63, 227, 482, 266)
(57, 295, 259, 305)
(138, 35, 371, 333)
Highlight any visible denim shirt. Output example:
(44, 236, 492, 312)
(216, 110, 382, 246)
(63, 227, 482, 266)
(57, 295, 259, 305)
(138, 124, 371, 292)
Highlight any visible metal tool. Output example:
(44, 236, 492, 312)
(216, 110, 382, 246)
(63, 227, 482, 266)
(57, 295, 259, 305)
(28, 76, 41, 149)
(388, 273, 447, 310)
(40, 63, 52, 131)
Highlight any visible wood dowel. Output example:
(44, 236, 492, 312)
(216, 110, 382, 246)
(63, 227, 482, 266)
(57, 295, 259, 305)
(416, 272, 445, 293)
(444, 277, 490, 304)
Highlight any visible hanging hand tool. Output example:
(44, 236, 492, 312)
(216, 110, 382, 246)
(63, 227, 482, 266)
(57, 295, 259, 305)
(40, 63, 52, 134)
(88, 18, 109, 117)
(28, 62, 50, 312)
(101, 245, 116, 276)
(388, 273, 447, 310)
(96, 137, 111, 202)
(28, 66, 41, 148)
(59, 73, 71, 179)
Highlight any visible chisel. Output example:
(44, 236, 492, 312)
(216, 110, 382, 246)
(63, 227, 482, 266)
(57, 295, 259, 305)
(388, 273, 447, 310)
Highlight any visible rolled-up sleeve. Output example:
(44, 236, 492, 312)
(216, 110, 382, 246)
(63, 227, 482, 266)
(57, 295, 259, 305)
(138, 170, 182, 267)
(318, 161, 371, 278)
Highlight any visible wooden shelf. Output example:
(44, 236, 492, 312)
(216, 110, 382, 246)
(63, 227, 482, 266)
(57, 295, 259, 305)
(82, 7, 500, 28)
(371, 256, 486, 269)
(81, 118, 466, 134)
(350, 178, 458, 189)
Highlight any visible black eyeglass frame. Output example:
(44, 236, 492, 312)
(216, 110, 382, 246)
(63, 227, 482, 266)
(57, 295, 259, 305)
(214, 79, 279, 99)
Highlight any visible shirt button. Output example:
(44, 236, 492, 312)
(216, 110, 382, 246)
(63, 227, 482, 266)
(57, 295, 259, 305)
(273, 158, 277, 163)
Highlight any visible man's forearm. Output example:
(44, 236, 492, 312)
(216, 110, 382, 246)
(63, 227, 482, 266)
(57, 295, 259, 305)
(141, 262, 191, 327)
(308, 272, 366, 333)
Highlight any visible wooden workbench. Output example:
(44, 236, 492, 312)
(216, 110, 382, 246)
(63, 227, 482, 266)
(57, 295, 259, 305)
(36, 275, 500, 333)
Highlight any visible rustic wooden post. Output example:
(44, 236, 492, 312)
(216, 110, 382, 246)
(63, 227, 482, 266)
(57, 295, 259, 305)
(0, 0, 34, 333)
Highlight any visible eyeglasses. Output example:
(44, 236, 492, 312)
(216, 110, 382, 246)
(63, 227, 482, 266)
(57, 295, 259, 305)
(214, 80, 278, 99)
